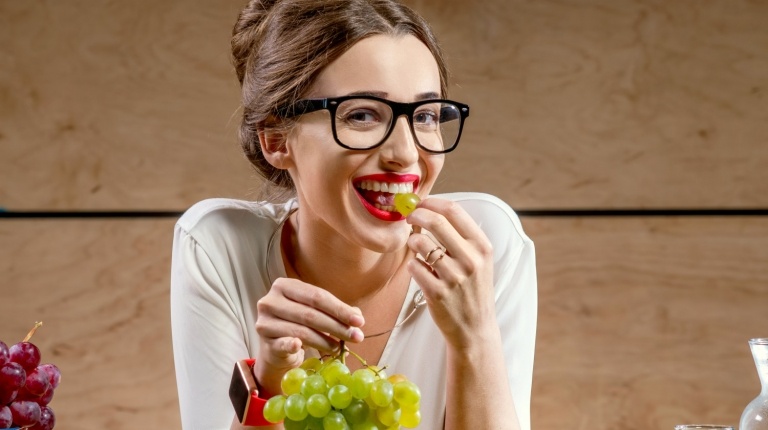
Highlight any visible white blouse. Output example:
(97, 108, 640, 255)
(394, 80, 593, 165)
(170, 192, 537, 430)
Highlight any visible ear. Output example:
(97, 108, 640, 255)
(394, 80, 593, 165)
(258, 128, 293, 169)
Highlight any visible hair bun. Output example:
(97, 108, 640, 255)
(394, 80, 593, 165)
(232, 0, 280, 84)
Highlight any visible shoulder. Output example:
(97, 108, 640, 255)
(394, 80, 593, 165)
(178, 198, 294, 229)
(174, 198, 296, 248)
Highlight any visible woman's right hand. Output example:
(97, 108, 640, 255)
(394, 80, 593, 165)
(252, 277, 365, 397)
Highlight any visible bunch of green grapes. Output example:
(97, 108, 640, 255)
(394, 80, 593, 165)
(263, 352, 421, 430)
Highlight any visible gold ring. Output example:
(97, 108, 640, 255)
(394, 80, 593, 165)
(424, 246, 444, 263)
(426, 249, 446, 267)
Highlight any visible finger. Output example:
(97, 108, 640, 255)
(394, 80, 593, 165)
(269, 336, 303, 358)
(257, 317, 346, 353)
(258, 296, 365, 345)
(407, 233, 444, 263)
(407, 219, 467, 265)
(407, 225, 469, 266)
(276, 279, 365, 328)
(406, 258, 445, 300)
(407, 234, 464, 283)
(410, 197, 485, 241)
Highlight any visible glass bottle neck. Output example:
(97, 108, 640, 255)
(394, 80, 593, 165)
(749, 340, 768, 393)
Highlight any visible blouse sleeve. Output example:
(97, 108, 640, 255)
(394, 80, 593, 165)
(170, 222, 251, 430)
(496, 233, 537, 430)
(458, 193, 538, 430)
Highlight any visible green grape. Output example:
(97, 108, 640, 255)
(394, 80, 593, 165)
(306, 415, 325, 430)
(342, 399, 370, 425)
(301, 373, 329, 397)
(320, 359, 350, 386)
(323, 411, 350, 430)
(306, 393, 332, 418)
(263, 394, 287, 423)
(328, 384, 353, 409)
(351, 419, 380, 430)
(282, 368, 308, 395)
(368, 365, 387, 380)
(399, 409, 421, 428)
(338, 372, 353, 387)
(399, 400, 419, 413)
(393, 380, 420, 406)
(283, 417, 306, 430)
(349, 368, 376, 399)
(369, 379, 394, 407)
(290, 346, 423, 430)
(301, 357, 324, 373)
(364, 394, 378, 410)
(375, 402, 401, 427)
(394, 193, 420, 216)
(284, 393, 309, 421)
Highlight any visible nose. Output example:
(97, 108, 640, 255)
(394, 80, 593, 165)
(379, 115, 419, 168)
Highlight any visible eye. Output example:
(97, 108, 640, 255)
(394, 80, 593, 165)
(336, 99, 389, 129)
(344, 109, 380, 125)
(413, 107, 439, 127)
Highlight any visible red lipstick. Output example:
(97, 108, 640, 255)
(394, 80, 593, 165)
(353, 173, 420, 222)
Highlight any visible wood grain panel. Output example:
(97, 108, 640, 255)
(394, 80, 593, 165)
(1, 216, 766, 429)
(409, 0, 768, 209)
(2, 0, 767, 210)
(0, 0, 256, 211)
(524, 216, 768, 429)
(0, 219, 180, 429)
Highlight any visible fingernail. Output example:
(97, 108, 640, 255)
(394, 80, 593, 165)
(349, 314, 364, 327)
(349, 307, 364, 327)
(349, 327, 364, 342)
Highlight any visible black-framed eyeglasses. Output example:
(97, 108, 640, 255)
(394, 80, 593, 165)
(278, 95, 470, 154)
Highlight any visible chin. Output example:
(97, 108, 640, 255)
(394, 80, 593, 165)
(353, 222, 411, 254)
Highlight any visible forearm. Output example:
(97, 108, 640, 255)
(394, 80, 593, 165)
(444, 327, 520, 430)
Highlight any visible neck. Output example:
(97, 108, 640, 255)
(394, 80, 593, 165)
(281, 210, 410, 305)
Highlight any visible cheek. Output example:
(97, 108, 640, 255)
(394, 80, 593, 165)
(423, 155, 445, 180)
(288, 123, 337, 171)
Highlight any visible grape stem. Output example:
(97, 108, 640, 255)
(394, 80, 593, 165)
(23, 321, 43, 342)
(334, 341, 389, 377)
(338, 345, 389, 376)
(344, 348, 368, 367)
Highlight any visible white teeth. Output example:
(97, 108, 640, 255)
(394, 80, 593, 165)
(374, 203, 396, 212)
(357, 180, 416, 194)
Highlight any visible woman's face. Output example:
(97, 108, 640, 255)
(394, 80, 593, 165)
(283, 34, 445, 253)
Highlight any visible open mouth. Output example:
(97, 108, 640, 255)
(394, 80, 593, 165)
(353, 174, 419, 220)
(356, 180, 415, 212)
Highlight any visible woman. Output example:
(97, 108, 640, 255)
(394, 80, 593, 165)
(170, 1, 537, 429)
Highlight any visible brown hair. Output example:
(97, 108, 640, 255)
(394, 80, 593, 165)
(232, 0, 448, 194)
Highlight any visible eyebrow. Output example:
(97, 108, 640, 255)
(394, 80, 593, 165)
(345, 90, 442, 101)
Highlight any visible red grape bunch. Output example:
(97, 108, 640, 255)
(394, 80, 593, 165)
(0, 323, 60, 430)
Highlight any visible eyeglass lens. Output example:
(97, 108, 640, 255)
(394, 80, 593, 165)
(333, 98, 462, 152)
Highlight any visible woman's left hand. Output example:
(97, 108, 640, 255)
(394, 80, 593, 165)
(405, 197, 497, 350)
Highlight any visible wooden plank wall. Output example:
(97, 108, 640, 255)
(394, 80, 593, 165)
(1, 1, 766, 429)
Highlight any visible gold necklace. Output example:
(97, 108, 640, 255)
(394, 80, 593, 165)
(263, 208, 427, 339)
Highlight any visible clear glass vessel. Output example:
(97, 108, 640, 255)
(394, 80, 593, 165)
(741, 338, 768, 430)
